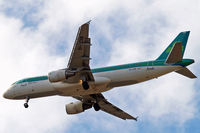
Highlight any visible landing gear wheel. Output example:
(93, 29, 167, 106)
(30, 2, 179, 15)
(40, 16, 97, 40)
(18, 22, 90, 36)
(24, 96, 30, 108)
(24, 103, 29, 108)
(82, 81, 89, 90)
(93, 103, 100, 111)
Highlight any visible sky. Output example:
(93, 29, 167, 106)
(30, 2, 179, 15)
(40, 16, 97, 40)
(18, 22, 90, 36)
(0, 0, 200, 133)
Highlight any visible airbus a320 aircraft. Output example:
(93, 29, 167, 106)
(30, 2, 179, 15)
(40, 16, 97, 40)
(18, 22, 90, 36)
(3, 21, 196, 121)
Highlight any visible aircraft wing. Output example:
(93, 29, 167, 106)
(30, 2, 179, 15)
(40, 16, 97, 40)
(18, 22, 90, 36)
(74, 93, 137, 121)
(66, 21, 94, 82)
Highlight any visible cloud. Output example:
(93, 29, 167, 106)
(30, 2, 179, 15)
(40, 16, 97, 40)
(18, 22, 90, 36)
(106, 0, 199, 126)
(0, 0, 199, 133)
(0, 10, 75, 133)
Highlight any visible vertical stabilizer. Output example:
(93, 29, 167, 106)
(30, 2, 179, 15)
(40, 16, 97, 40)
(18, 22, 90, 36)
(156, 31, 190, 61)
(165, 42, 182, 64)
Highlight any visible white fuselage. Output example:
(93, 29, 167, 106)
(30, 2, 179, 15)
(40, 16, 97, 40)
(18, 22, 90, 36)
(3, 65, 182, 100)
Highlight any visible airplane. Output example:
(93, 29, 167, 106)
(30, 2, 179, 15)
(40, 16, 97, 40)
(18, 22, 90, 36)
(3, 21, 197, 121)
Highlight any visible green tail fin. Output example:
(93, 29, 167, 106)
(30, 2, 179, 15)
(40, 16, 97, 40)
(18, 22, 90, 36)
(156, 31, 190, 61)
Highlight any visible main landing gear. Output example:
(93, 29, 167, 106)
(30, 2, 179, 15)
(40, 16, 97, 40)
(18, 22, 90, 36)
(93, 103, 100, 111)
(24, 96, 30, 108)
(81, 76, 90, 90)
(82, 81, 89, 90)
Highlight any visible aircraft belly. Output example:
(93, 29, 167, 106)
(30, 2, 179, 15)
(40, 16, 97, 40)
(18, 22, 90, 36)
(54, 77, 111, 96)
(15, 66, 181, 98)
(146, 65, 182, 79)
(93, 65, 182, 88)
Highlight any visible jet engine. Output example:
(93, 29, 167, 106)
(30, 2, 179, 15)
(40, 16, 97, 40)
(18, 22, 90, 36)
(65, 101, 92, 114)
(48, 69, 75, 83)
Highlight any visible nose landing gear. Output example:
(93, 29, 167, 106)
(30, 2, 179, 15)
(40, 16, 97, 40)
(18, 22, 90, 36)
(24, 96, 30, 108)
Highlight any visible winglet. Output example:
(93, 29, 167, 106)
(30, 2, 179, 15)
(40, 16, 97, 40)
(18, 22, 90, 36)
(135, 116, 139, 121)
(86, 20, 91, 25)
(128, 115, 138, 121)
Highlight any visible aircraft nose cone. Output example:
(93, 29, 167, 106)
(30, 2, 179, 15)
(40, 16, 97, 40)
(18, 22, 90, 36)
(3, 90, 12, 99)
(3, 91, 8, 99)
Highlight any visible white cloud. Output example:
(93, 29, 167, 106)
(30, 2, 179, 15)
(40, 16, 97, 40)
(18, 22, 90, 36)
(107, 0, 199, 125)
(0, 12, 75, 133)
(0, 0, 199, 132)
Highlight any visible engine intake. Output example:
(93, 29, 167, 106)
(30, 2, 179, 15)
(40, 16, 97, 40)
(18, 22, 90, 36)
(48, 69, 75, 83)
(65, 101, 92, 114)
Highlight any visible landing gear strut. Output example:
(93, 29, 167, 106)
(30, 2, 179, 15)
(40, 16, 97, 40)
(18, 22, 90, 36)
(82, 81, 89, 90)
(24, 96, 30, 108)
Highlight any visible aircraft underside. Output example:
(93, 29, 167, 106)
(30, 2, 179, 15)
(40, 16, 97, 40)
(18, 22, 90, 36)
(3, 22, 196, 121)
(12, 65, 182, 100)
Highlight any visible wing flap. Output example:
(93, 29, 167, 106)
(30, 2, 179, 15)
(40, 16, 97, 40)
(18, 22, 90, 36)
(67, 22, 91, 69)
(74, 93, 138, 121)
(66, 21, 94, 82)
(98, 100, 137, 120)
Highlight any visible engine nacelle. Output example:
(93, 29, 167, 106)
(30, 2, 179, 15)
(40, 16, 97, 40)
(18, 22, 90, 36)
(65, 101, 92, 114)
(48, 69, 75, 83)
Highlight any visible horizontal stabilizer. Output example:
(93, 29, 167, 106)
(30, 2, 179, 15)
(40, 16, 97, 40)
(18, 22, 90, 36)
(165, 42, 182, 64)
(175, 67, 197, 78)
